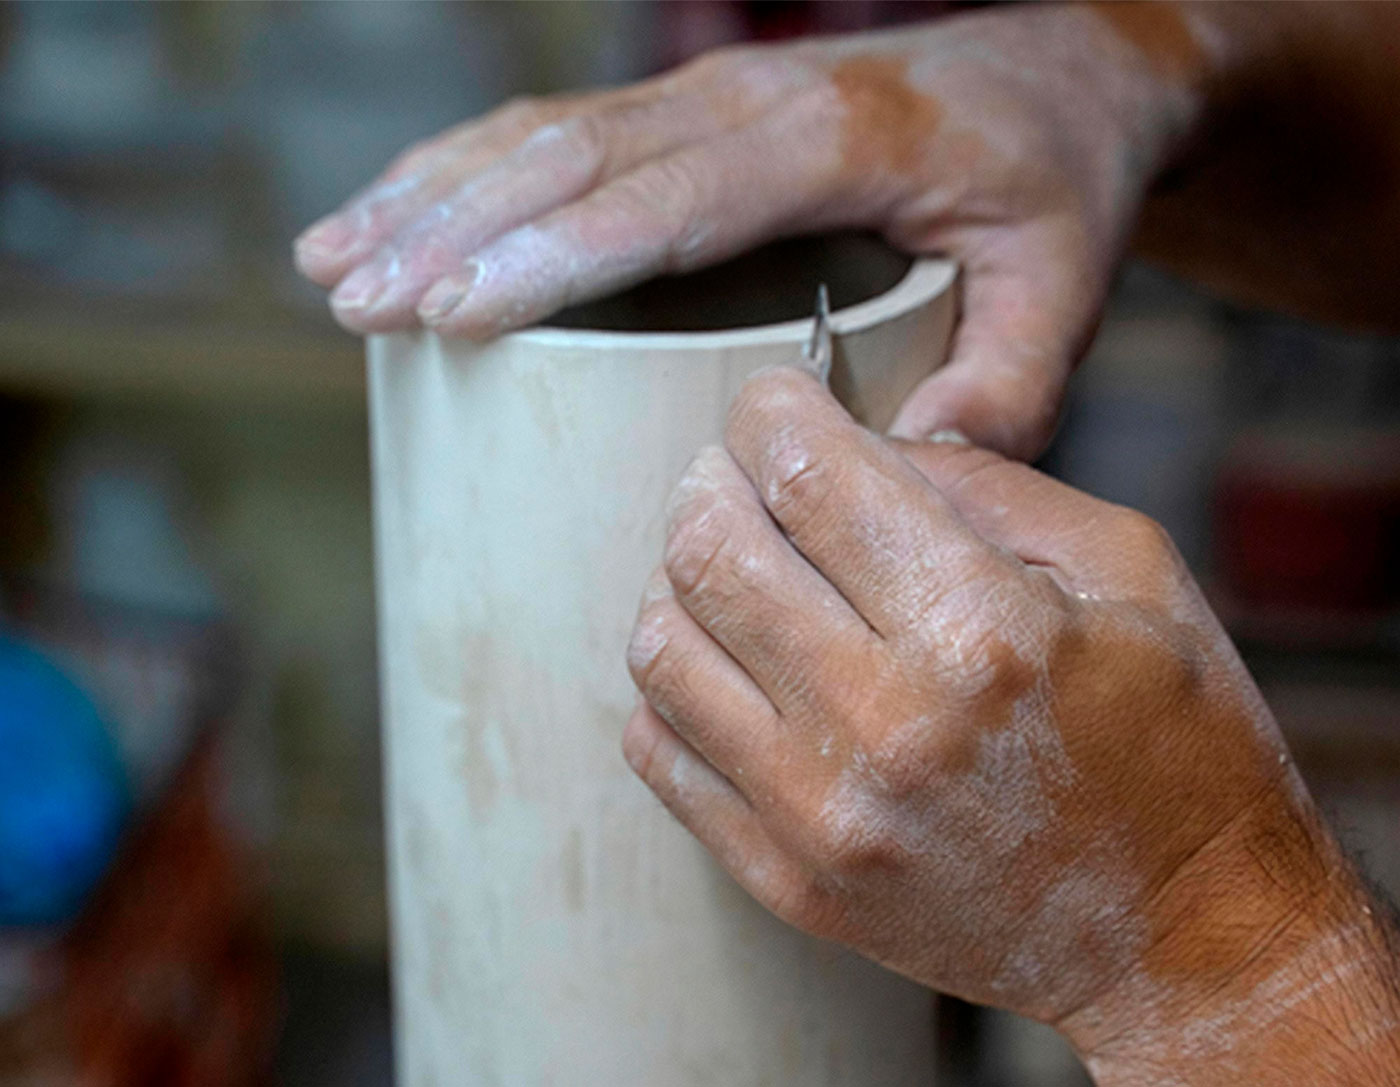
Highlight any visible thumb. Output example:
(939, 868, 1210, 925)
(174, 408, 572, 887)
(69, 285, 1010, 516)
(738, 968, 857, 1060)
(892, 436, 1174, 601)
(887, 262, 1096, 461)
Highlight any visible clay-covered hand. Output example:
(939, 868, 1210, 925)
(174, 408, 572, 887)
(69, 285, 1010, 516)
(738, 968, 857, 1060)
(624, 368, 1400, 1084)
(293, 5, 1206, 458)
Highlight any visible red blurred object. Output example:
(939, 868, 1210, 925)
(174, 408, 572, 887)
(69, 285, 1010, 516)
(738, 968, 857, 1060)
(0, 741, 277, 1087)
(0, 578, 275, 1086)
(1212, 427, 1400, 642)
(653, 0, 958, 70)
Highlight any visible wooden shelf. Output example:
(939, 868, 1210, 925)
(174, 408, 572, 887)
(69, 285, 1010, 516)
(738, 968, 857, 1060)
(0, 281, 364, 410)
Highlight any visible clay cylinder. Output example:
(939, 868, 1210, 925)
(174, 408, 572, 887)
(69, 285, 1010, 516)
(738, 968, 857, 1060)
(368, 241, 957, 1086)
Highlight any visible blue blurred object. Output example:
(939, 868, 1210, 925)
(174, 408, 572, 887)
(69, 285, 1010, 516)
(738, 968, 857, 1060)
(0, 634, 130, 927)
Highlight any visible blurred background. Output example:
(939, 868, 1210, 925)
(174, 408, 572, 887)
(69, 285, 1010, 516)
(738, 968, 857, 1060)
(0, 2, 1396, 1085)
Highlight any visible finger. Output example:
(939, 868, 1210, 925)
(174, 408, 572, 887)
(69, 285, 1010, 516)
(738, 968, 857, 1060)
(333, 87, 766, 333)
(886, 236, 1099, 461)
(296, 109, 554, 286)
(302, 49, 798, 303)
(295, 169, 441, 288)
(660, 446, 877, 720)
(421, 89, 855, 338)
(893, 437, 1182, 601)
(295, 87, 638, 285)
(626, 566, 781, 795)
(328, 119, 614, 332)
(622, 701, 815, 919)
(723, 368, 1010, 640)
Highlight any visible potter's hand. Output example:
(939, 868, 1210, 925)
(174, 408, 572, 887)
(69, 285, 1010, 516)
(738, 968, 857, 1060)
(624, 368, 1400, 1084)
(294, 5, 1207, 459)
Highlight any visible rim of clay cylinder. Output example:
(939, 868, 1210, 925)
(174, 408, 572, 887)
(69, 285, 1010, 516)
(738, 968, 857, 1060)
(437, 258, 956, 352)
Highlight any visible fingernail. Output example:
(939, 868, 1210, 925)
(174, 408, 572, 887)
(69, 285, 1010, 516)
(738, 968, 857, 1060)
(296, 217, 353, 261)
(925, 428, 970, 445)
(331, 265, 382, 312)
(418, 290, 466, 325)
(418, 261, 481, 326)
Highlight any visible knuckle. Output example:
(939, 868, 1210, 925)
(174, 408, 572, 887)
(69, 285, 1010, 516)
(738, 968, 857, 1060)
(625, 606, 668, 686)
(984, 353, 1051, 399)
(614, 156, 700, 220)
(1109, 507, 1182, 586)
(625, 609, 689, 702)
(663, 446, 745, 598)
(547, 113, 609, 175)
(733, 51, 819, 102)
(497, 94, 562, 136)
(1112, 507, 1173, 554)
(921, 582, 1055, 704)
(495, 95, 538, 125)
(385, 137, 437, 178)
(785, 79, 845, 127)
(766, 450, 836, 538)
(861, 706, 949, 802)
(609, 158, 707, 271)
(934, 599, 1016, 686)
(731, 366, 807, 424)
(621, 713, 663, 782)
(663, 495, 731, 598)
(808, 772, 905, 879)
(672, 45, 818, 120)
(763, 83, 851, 179)
(759, 869, 828, 933)
(728, 374, 834, 528)
(727, 369, 814, 453)
(676, 44, 758, 85)
(862, 710, 939, 796)
(818, 814, 902, 881)
(942, 355, 1061, 460)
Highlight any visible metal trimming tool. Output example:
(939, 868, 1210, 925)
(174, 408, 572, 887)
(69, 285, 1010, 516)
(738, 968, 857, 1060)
(804, 282, 833, 386)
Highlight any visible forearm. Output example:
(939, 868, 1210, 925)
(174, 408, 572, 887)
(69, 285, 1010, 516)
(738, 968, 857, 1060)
(1088, 900, 1400, 1084)
(1061, 797, 1400, 1084)
(1105, 1, 1400, 330)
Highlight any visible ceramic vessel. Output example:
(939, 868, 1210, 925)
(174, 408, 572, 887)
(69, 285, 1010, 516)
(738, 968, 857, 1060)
(368, 246, 957, 1085)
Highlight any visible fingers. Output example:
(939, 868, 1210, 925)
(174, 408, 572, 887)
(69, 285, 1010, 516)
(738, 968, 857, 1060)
(886, 235, 1098, 461)
(723, 368, 1008, 640)
(658, 446, 878, 721)
(295, 169, 441, 288)
(418, 92, 851, 339)
(323, 85, 775, 333)
(294, 101, 584, 286)
(294, 85, 677, 284)
(622, 702, 812, 906)
(626, 567, 781, 793)
(297, 51, 822, 334)
(326, 118, 618, 332)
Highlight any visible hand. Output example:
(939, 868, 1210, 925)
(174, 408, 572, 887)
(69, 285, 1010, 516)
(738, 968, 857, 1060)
(294, 5, 1208, 458)
(624, 367, 1400, 1082)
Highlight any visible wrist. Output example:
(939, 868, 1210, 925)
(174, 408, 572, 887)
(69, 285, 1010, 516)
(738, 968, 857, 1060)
(1057, 2, 1360, 184)
(1056, 2, 1219, 182)
(1060, 795, 1400, 1085)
